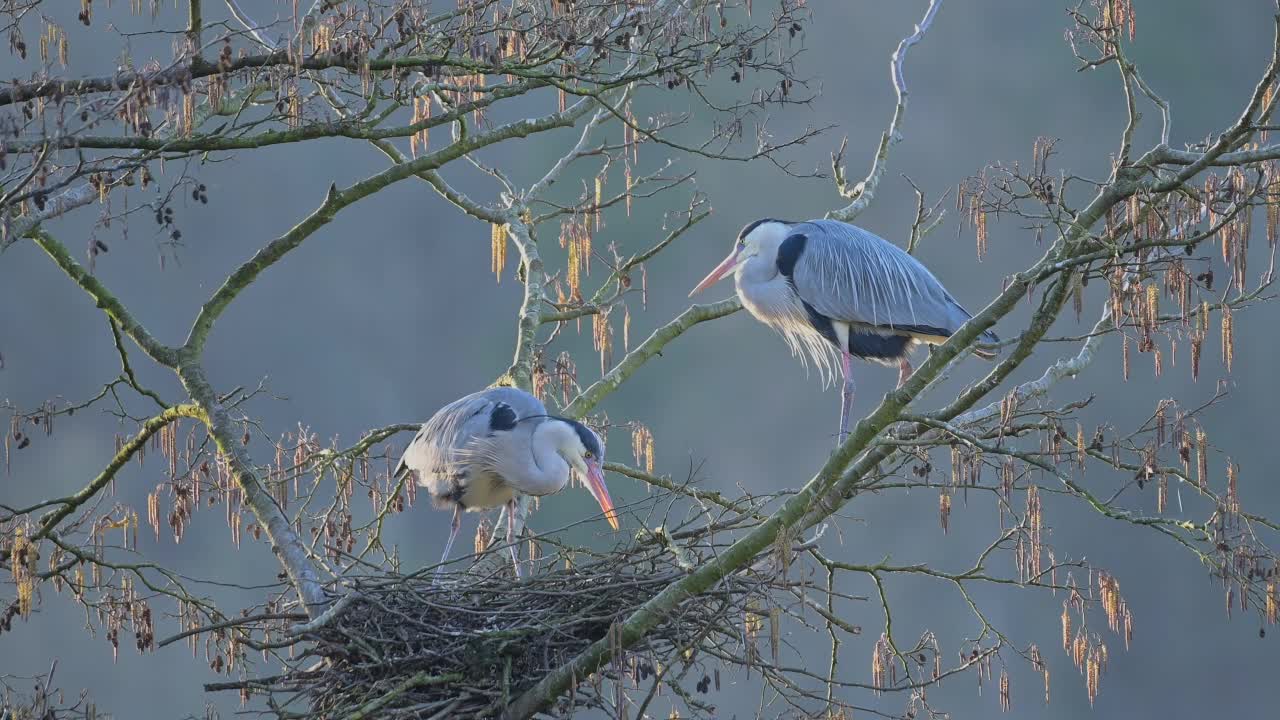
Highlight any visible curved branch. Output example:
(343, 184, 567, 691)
(502, 218, 543, 391)
(827, 0, 942, 222)
(183, 96, 598, 354)
(33, 404, 202, 541)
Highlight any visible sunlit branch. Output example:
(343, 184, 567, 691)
(955, 305, 1110, 426)
(31, 405, 201, 541)
(562, 299, 741, 419)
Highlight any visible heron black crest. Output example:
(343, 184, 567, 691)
(739, 217, 787, 240)
(558, 417, 602, 457)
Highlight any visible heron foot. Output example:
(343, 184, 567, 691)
(434, 505, 462, 585)
(506, 499, 523, 579)
(897, 358, 914, 388)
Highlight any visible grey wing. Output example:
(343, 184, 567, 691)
(790, 220, 999, 343)
(393, 388, 547, 497)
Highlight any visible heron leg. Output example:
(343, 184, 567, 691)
(838, 351, 855, 444)
(897, 358, 914, 388)
(434, 504, 461, 583)
(506, 498, 523, 578)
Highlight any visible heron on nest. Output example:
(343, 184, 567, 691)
(395, 387, 619, 578)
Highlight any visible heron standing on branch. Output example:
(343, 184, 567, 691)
(689, 218, 998, 441)
(394, 387, 619, 578)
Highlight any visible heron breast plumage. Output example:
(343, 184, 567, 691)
(453, 469, 517, 510)
(736, 267, 846, 382)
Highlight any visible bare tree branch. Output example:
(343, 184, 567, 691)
(827, 0, 943, 222)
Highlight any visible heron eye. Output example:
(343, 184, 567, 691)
(584, 451, 594, 459)
(736, 239, 746, 250)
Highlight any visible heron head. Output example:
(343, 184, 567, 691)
(689, 218, 792, 296)
(553, 418, 620, 530)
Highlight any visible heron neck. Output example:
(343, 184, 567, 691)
(523, 422, 571, 496)
(736, 252, 778, 286)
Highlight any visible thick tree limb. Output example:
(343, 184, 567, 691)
(187, 0, 202, 48)
(1148, 143, 1280, 167)
(3, 81, 548, 154)
(0, 49, 572, 107)
(175, 361, 331, 614)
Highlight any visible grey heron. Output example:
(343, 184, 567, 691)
(394, 387, 619, 578)
(689, 218, 999, 440)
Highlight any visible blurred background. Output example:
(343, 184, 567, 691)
(2, 1, 1277, 717)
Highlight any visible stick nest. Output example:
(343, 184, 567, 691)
(274, 528, 769, 719)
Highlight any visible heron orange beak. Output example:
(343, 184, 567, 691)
(584, 459, 620, 530)
(688, 247, 741, 297)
